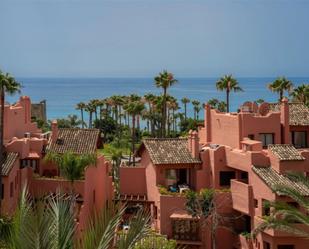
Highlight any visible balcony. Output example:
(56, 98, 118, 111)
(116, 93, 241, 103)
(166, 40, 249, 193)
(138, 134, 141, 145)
(170, 211, 202, 246)
(231, 179, 253, 215)
(163, 168, 192, 194)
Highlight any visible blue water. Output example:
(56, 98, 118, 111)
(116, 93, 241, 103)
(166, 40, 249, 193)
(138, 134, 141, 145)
(6, 77, 309, 121)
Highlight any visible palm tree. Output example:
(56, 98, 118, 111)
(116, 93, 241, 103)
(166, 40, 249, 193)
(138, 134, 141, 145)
(207, 98, 219, 109)
(192, 100, 200, 121)
(181, 97, 190, 120)
(168, 98, 179, 134)
(255, 98, 265, 105)
(290, 84, 309, 107)
(253, 172, 309, 239)
(207, 98, 227, 112)
(216, 75, 243, 112)
(144, 93, 156, 136)
(89, 99, 100, 122)
(154, 71, 178, 137)
(76, 102, 86, 128)
(217, 101, 227, 112)
(268, 77, 293, 102)
(81, 203, 151, 249)
(0, 71, 21, 213)
(1, 186, 152, 249)
(106, 147, 122, 194)
(67, 114, 84, 128)
(85, 102, 96, 128)
(125, 101, 145, 166)
(152, 95, 164, 137)
(44, 152, 96, 189)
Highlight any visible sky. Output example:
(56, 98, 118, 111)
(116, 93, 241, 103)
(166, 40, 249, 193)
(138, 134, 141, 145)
(0, 0, 309, 78)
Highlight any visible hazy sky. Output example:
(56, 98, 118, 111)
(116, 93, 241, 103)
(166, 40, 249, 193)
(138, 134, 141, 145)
(0, 0, 309, 77)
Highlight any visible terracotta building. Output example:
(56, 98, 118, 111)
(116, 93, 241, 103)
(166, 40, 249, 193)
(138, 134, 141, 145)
(119, 99, 309, 249)
(1, 96, 113, 232)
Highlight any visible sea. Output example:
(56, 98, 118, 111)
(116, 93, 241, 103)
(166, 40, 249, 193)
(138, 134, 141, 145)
(6, 77, 309, 122)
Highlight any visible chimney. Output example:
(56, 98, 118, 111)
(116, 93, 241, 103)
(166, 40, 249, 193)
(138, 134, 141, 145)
(188, 130, 193, 153)
(204, 103, 212, 143)
(51, 120, 59, 142)
(20, 96, 31, 124)
(191, 131, 200, 159)
(280, 98, 290, 144)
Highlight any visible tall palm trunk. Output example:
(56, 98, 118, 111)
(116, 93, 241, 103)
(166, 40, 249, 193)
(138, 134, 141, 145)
(119, 106, 122, 125)
(89, 112, 93, 128)
(147, 120, 150, 133)
(0, 86, 4, 212)
(132, 114, 136, 166)
(105, 104, 110, 119)
(115, 105, 119, 125)
(279, 90, 283, 102)
(94, 108, 98, 122)
(184, 103, 187, 120)
(137, 115, 140, 131)
(162, 88, 167, 137)
(149, 104, 155, 137)
(99, 105, 103, 120)
(167, 108, 170, 136)
(80, 109, 84, 128)
(172, 109, 175, 133)
(226, 89, 230, 113)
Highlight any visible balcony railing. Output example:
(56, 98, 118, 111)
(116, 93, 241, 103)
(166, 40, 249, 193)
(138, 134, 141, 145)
(171, 219, 200, 241)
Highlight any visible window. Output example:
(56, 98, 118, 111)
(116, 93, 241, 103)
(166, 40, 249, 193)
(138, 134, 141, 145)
(263, 242, 271, 249)
(153, 205, 158, 219)
(254, 199, 258, 208)
(260, 133, 274, 148)
(248, 134, 255, 140)
(292, 131, 307, 148)
(240, 171, 249, 183)
(277, 246, 294, 249)
(219, 171, 236, 186)
(10, 182, 13, 198)
(1, 184, 4, 199)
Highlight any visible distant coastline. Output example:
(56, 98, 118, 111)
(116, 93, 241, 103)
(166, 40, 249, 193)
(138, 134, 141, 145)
(7, 77, 309, 121)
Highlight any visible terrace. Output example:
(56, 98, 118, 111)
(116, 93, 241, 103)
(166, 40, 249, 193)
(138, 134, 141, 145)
(163, 168, 191, 194)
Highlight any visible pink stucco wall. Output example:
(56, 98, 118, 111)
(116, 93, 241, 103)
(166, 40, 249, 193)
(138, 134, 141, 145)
(1, 160, 20, 215)
(4, 96, 41, 141)
(119, 166, 147, 195)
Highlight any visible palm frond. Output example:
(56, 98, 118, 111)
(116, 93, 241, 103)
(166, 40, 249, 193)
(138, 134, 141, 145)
(79, 202, 125, 249)
(47, 194, 76, 249)
(117, 209, 151, 249)
(272, 184, 309, 211)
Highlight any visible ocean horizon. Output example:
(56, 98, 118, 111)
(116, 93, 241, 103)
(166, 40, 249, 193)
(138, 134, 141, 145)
(7, 77, 309, 122)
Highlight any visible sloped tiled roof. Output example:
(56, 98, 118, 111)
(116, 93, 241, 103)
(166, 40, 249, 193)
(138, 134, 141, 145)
(140, 138, 201, 165)
(268, 144, 305, 161)
(269, 102, 309, 126)
(1, 152, 19, 176)
(253, 166, 309, 196)
(47, 128, 100, 154)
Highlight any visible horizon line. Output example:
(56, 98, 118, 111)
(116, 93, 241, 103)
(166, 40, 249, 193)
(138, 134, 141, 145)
(15, 75, 309, 79)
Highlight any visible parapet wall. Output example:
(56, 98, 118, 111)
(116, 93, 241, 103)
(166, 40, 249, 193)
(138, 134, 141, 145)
(119, 166, 147, 195)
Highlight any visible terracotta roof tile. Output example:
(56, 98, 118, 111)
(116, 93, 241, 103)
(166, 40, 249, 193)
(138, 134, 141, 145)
(268, 144, 305, 161)
(141, 138, 201, 165)
(253, 166, 309, 196)
(1, 152, 19, 176)
(269, 102, 309, 126)
(47, 128, 99, 154)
